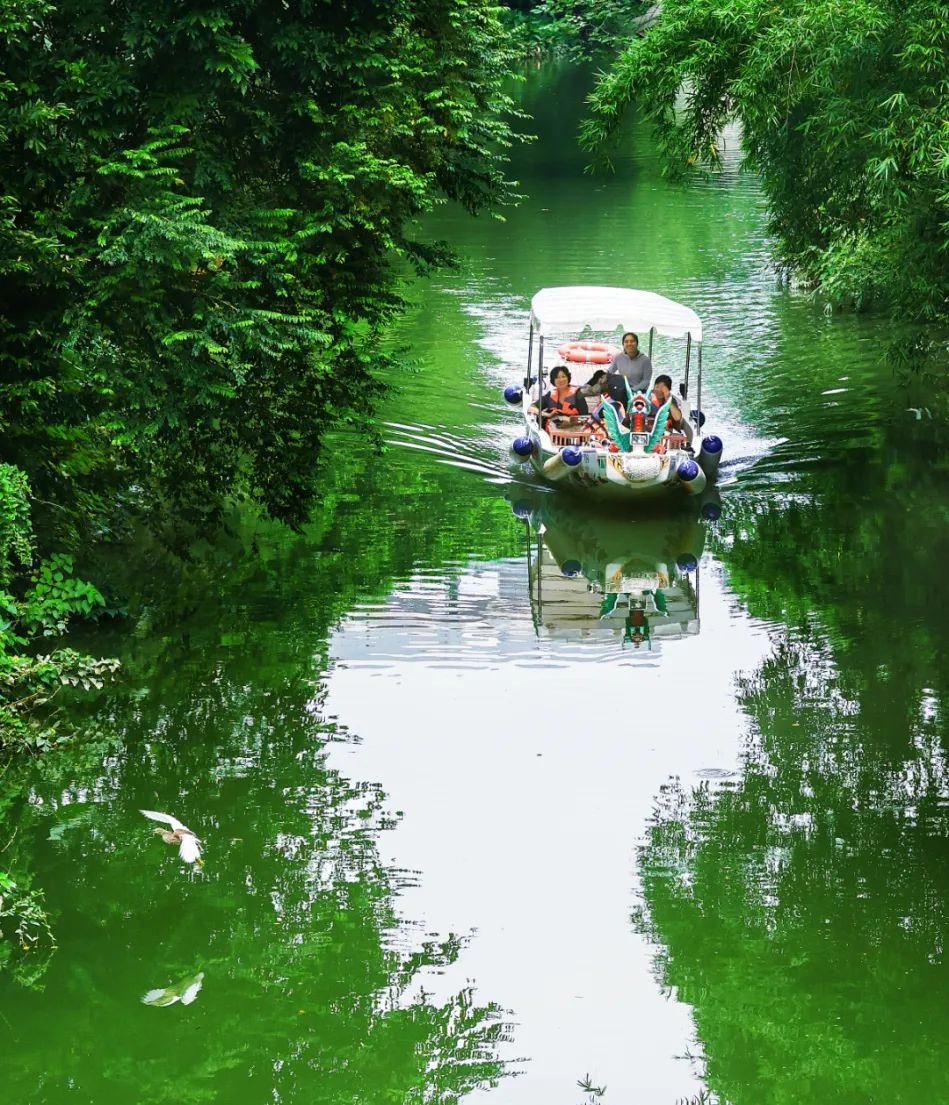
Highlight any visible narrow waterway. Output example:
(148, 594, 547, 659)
(1, 63, 947, 1105)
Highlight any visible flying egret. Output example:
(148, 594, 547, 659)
(140, 810, 203, 864)
(142, 970, 205, 1007)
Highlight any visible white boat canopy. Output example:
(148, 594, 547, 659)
(530, 286, 702, 343)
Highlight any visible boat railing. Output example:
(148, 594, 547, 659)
(549, 425, 595, 447)
(548, 426, 690, 451)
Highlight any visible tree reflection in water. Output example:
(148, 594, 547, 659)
(0, 622, 514, 1104)
(637, 623, 949, 1105)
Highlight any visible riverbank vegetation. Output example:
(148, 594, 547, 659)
(1, 0, 519, 532)
(501, 0, 652, 58)
(0, 467, 119, 753)
(0, 0, 519, 729)
(0, 437, 523, 989)
(0, 0, 520, 977)
(582, 0, 948, 392)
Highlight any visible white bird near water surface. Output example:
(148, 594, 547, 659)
(140, 809, 203, 864)
(142, 970, 205, 1007)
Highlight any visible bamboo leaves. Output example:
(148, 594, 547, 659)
(581, 0, 948, 387)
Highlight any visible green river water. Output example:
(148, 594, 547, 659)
(2, 63, 948, 1105)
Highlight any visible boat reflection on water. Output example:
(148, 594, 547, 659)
(510, 489, 718, 652)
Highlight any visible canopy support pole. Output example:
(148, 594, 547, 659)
(648, 327, 655, 360)
(525, 322, 534, 390)
(537, 336, 545, 406)
(682, 334, 691, 399)
(696, 344, 703, 434)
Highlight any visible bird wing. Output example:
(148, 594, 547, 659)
(179, 972, 205, 1005)
(141, 986, 179, 1007)
(140, 809, 187, 833)
(178, 833, 202, 864)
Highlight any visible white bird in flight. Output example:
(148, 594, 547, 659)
(140, 810, 203, 864)
(142, 970, 205, 1007)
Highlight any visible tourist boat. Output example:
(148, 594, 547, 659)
(508, 490, 709, 650)
(504, 287, 723, 501)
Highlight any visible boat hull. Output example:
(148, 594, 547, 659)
(528, 432, 690, 501)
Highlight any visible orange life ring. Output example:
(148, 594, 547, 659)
(557, 341, 618, 365)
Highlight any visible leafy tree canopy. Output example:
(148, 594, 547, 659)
(582, 0, 948, 363)
(501, 0, 653, 58)
(0, 0, 519, 530)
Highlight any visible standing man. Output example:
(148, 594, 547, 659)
(609, 331, 653, 393)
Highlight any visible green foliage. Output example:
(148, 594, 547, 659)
(0, 466, 118, 983)
(0, 0, 521, 531)
(0, 475, 119, 757)
(0, 464, 32, 586)
(502, 0, 652, 57)
(582, 0, 949, 375)
(15, 553, 106, 634)
(0, 870, 56, 988)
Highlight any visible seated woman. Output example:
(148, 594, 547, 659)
(528, 365, 588, 424)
